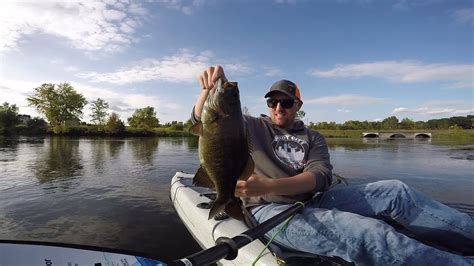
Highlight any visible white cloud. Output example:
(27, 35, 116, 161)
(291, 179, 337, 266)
(391, 107, 473, 116)
(453, 8, 474, 25)
(0, 0, 147, 53)
(306, 94, 387, 105)
(150, 0, 206, 15)
(65, 66, 80, 73)
(337, 109, 352, 113)
(78, 49, 252, 84)
(308, 60, 473, 88)
(263, 67, 284, 77)
(78, 49, 211, 84)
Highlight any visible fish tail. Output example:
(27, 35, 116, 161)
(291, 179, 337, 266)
(208, 197, 244, 221)
(225, 197, 245, 221)
(208, 197, 228, 220)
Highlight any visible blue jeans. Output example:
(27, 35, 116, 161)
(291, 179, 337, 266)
(251, 180, 474, 265)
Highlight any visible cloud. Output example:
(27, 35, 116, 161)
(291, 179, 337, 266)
(337, 109, 352, 113)
(150, 0, 207, 15)
(392, 107, 473, 116)
(306, 94, 387, 105)
(223, 63, 253, 76)
(263, 67, 284, 77)
(0, 0, 148, 53)
(64, 66, 80, 73)
(78, 49, 252, 84)
(308, 60, 473, 88)
(453, 8, 474, 25)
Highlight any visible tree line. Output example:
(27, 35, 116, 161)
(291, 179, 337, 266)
(1, 82, 192, 136)
(0, 82, 472, 135)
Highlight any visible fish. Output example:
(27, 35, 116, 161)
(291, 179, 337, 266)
(189, 78, 254, 220)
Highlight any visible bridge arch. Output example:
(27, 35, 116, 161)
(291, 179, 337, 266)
(390, 134, 406, 139)
(364, 133, 379, 138)
(415, 133, 431, 138)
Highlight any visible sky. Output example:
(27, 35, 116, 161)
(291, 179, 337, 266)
(0, 0, 473, 124)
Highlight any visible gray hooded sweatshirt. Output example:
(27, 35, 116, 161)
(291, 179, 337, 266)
(191, 109, 333, 208)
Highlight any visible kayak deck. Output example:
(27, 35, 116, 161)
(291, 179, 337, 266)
(170, 171, 278, 265)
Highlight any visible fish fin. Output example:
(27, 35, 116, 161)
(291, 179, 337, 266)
(189, 123, 203, 136)
(239, 156, 255, 181)
(193, 167, 215, 189)
(224, 198, 245, 221)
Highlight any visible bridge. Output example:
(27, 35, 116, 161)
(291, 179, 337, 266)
(362, 132, 431, 139)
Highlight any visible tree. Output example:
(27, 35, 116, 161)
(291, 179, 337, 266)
(127, 106, 159, 129)
(27, 83, 87, 129)
(399, 118, 415, 130)
(105, 112, 125, 134)
(381, 116, 399, 130)
(90, 98, 109, 128)
(0, 102, 20, 128)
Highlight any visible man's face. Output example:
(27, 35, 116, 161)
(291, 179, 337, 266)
(267, 92, 300, 128)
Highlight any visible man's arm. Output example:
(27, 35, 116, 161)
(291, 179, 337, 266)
(235, 171, 317, 197)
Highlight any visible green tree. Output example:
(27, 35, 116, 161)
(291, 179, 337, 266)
(27, 83, 87, 131)
(399, 118, 415, 130)
(127, 106, 159, 129)
(90, 98, 109, 128)
(0, 102, 20, 128)
(381, 116, 399, 130)
(105, 112, 125, 134)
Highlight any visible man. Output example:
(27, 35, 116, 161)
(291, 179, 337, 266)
(191, 65, 473, 265)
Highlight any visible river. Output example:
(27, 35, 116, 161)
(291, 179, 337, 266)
(0, 136, 472, 261)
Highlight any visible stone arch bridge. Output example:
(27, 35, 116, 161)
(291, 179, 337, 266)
(362, 132, 431, 139)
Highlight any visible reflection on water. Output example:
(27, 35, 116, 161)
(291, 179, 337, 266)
(33, 137, 83, 187)
(129, 137, 160, 165)
(0, 136, 472, 260)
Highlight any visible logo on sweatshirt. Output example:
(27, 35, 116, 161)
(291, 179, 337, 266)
(272, 135, 308, 170)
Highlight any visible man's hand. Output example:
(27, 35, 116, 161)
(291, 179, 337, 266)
(235, 174, 273, 197)
(198, 65, 228, 91)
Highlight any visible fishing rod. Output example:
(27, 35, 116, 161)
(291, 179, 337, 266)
(173, 200, 306, 266)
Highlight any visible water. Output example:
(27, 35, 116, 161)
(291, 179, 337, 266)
(0, 136, 473, 261)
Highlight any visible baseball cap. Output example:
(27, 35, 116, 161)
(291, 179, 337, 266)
(264, 80, 302, 103)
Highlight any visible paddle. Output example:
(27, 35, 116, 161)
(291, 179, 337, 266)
(173, 201, 306, 265)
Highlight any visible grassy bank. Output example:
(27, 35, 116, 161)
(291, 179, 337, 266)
(3, 125, 473, 141)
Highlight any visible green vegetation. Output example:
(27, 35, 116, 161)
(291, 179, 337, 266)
(27, 82, 87, 133)
(2, 82, 473, 139)
(309, 115, 473, 131)
(127, 106, 159, 129)
(90, 98, 109, 130)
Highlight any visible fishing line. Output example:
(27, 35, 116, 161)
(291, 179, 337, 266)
(251, 201, 305, 266)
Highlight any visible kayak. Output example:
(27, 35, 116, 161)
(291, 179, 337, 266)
(0, 240, 166, 266)
(170, 171, 278, 265)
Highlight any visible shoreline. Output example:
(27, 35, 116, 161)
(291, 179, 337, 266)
(1, 128, 473, 141)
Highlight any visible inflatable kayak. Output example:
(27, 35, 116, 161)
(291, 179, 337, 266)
(0, 240, 166, 266)
(170, 171, 278, 265)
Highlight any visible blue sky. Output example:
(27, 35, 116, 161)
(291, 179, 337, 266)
(1, 0, 473, 124)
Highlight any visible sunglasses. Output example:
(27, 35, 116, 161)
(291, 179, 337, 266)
(266, 98, 297, 109)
